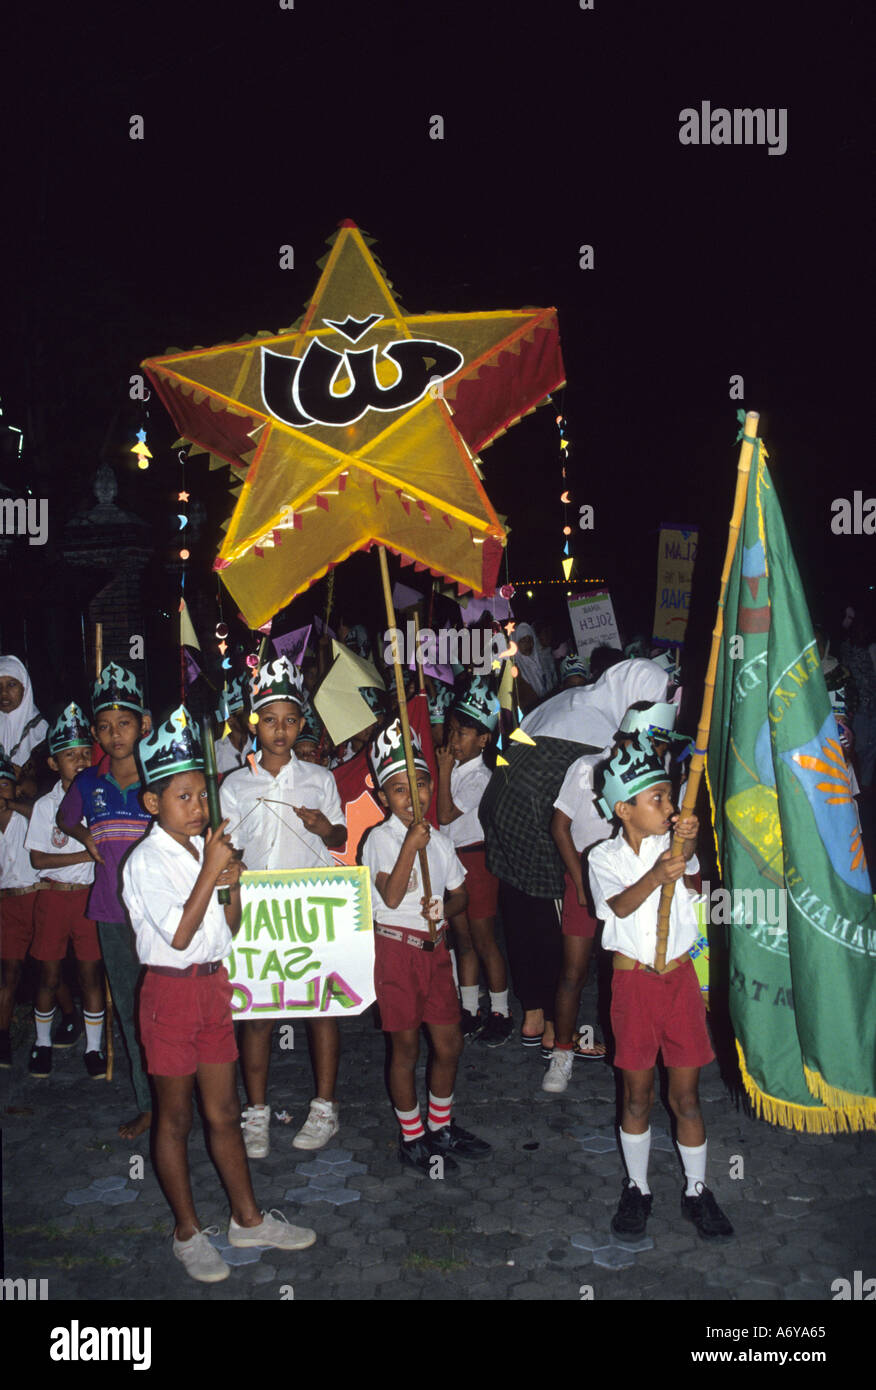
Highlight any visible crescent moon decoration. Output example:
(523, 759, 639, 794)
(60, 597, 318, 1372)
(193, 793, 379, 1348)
(177, 514, 189, 529)
(561, 490, 570, 504)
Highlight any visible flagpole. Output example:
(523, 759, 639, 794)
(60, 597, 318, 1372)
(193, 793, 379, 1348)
(94, 622, 114, 1082)
(413, 611, 426, 694)
(654, 411, 760, 972)
(377, 547, 436, 940)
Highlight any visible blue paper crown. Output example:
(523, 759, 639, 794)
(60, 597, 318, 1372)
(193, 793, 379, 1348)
(216, 675, 246, 722)
(48, 702, 92, 755)
(452, 675, 499, 733)
(0, 743, 15, 782)
(597, 736, 670, 819)
(359, 685, 383, 716)
(370, 719, 429, 787)
(559, 654, 589, 681)
(295, 701, 323, 745)
(92, 662, 143, 715)
(651, 649, 681, 685)
(428, 681, 454, 722)
(250, 655, 305, 712)
(618, 701, 680, 742)
(138, 706, 204, 786)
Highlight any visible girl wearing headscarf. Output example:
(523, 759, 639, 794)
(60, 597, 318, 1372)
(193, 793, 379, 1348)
(0, 656, 48, 786)
(512, 623, 548, 712)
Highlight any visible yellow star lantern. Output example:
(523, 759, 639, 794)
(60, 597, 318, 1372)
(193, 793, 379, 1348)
(143, 222, 565, 629)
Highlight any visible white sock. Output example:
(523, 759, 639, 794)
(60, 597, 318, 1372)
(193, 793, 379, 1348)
(395, 1105, 425, 1142)
(34, 1009, 54, 1046)
(620, 1128, 651, 1195)
(460, 985, 479, 1016)
(677, 1139, 707, 1196)
(427, 1092, 453, 1132)
(489, 989, 509, 1017)
(84, 1010, 104, 1053)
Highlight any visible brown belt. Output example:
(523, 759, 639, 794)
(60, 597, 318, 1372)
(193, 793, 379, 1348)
(0, 884, 43, 898)
(375, 923, 447, 953)
(41, 880, 89, 894)
(147, 961, 223, 978)
(613, 951, 687, 976)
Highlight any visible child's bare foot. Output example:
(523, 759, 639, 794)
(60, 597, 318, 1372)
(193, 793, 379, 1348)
(542, 1025, 556, 1049)
(118, 1111, 151, 1139)
(521, 1009, 544, 1045)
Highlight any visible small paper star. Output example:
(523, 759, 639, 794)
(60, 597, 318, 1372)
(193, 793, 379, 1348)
(136, 428, 147, 444)
(178, 490, 190, 502)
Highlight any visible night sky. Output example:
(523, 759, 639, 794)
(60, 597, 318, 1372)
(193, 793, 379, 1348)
(3, 0, 871, 715)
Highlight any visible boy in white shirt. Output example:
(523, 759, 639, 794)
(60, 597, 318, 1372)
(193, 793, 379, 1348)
(588, 736, 733, 1244)
(0, 744, 40, 1068)
(25, 703, 105, 1079)
(363, 720, 491, 1174)
(221, 656, 346, 1156)
(123, 705, 317, 1284)
(214, 676, 254, 776)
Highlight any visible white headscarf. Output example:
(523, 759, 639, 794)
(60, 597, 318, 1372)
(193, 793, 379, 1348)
(0, 655, 48, 765)
(520, 658, 669, 747)
(513, 623, 547, 696)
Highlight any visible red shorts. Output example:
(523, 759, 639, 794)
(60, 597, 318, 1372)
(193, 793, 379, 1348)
(456, 845, 499, 919)
(139, 966, 239, 1076)
(561, 871, 598, 939)
(611, 956, 714, 1071)
(31, 886, 101, 962)
(0, 891, 39, 961)
(374, 929, 461, 1033)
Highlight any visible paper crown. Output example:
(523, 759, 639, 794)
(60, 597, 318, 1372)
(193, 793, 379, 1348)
(0, 743, 15, 782)
(48, 702, 92, 755)
(92, 663, 143, 715)
(359, 685, 383, 715)
(343, 624, 371, 659)
(138, 705, 204, 786)
(250, 655, 305, 712)
(295, 701, 323, 746)
(559, 654, 589, 681)
(370, 719, 429, 787)
(216, 675, 246, 722)
(452, 675, 499, 732)
(597, 736, 671, 819)
(651, 649, 681, 685)
(428, 681, 455, 723)
(618, 701, 679, 742)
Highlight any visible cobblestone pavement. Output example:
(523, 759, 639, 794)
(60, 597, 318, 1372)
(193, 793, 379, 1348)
(3, 966, 874, 1304)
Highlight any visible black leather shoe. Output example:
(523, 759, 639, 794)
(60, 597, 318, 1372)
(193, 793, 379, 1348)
(681, 1184, 734, 1240)
(28, 1044, 52, 1077)
(610, 1179, 653, 1241)
(427, 1121, 492, 1161)
(398, 1134, 459, 1176)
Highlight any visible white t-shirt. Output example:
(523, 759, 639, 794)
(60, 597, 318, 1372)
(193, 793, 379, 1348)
(25, 780, 94, 885)
(215, 733, 254, 776)
(553, 752, 613, 854)
(221, 751, 344, 871)
(445, 755, 491, 848)
(362, 815, 465, 933)
(0, 808, 39, 889)
(589, 831, 700, 967)
(122, 822, 233, 968)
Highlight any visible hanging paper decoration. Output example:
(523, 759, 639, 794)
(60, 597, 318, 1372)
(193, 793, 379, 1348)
(131, 427, 152, 471)
(143, 221, 565, 628)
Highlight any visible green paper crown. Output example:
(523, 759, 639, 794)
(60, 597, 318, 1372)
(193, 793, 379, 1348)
(0, 743, 15, 782)
(216, 675, 246, 722)
(452, 675, 499, 732)
(250, 655, 305, 712)
(597, 736, 669, 819)
(48, 702, 92, 754)
(295, 701, 324, 746)
(138, 705, 204, 786)
(560, 654, 588, 681)
(370, 719, 429, 787)
(92, 662, 143, 715)
(428, 681, 454, 723)
(618, 700, 680, 743)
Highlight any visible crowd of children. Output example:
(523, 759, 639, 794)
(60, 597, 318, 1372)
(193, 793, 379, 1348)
(0, 616, 741, 1282)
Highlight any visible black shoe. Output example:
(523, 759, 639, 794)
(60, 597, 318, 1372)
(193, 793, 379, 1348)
(478, 1011, 514, 1047)
(681, 1184, 734, 1241)
(427, 1120, 492, 1162)
(398, 1134, 459, 1176)
(610, 1179, 653, 1241)
(0, 1032, 11, 1069)
(28, 1044, 53, 1078)
(54, 1013, 82, 1049)
(84, 1049, 107, 1080)
(460, 1009, 485, 1040)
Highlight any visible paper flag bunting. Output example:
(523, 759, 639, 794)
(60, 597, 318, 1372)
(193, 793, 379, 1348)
(391, 581, 426, 612)
(562, 557, 574, 580)
(313, 640, 386, 745)
(509, 727, 536, 746)
(179, 598, 201, 650)
(272, 624, 312, 665)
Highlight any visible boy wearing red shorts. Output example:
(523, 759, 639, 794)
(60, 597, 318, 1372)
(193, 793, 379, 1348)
(26, 703, 106, 1078)
(362, 720, 491, 1175)
(0, 745, 40, 1067)
(122, 706, 317, 1283)
(589, 736, 733, 1243)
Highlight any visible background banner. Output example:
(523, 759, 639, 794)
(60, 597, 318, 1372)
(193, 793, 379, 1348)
(652, 522, 698, 646)
(567, 590, 620, 668)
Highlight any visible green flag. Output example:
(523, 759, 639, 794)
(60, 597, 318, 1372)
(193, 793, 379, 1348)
(707, 438, 876, 1132)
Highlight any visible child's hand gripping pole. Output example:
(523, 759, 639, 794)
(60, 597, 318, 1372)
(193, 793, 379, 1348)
(199, 714, 231, 906)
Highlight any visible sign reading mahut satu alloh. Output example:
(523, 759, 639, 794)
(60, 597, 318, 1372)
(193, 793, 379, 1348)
(224, 868, 374, 1019)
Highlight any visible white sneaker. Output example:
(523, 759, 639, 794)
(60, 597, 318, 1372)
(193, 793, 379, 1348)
(241, 1104, 271, 1158)
(542, 1049, 575, 1093)
(173, 1227, 230, 1283)
(228, 1209, 316, 1251)
(292, 1098, 339, 1151)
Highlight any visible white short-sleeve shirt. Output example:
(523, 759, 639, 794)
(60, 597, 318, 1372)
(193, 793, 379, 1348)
(553, 753, 613, 854)
(0, 808, 40, 889)
(122, 822, 233, 968)
(220, 751, 344, 871)
(445, 755, 491, 849)
(215, 733, 254, 776)
(25, 780, 94, 885)
(362, 815, 465, 933)
(588, 830, 700, 967)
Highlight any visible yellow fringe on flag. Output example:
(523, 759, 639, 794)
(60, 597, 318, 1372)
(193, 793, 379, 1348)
(736, 1041, 864, 1135)
(803, 1064, 876, 1132)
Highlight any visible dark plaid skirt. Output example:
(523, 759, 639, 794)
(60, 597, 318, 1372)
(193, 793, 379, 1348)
(481, 737, 600, 898)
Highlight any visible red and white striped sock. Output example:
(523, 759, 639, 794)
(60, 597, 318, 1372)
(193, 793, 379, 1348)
(427, 1092, 453, 1132)
(395, 1105, 425, 1143)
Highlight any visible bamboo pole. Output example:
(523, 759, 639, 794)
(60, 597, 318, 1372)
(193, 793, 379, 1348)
(413, 611, 426, 694)
(653, 411, 760, 972)
(377, 547, 436, 939)
(94, 622, 114, 1081)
